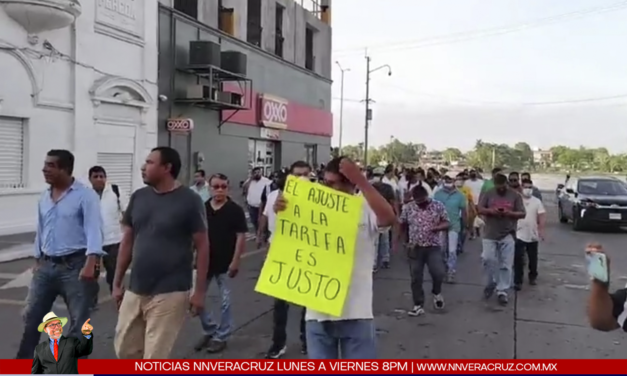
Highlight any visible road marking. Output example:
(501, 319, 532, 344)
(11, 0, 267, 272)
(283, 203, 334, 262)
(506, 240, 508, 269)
(0, 247, 268, 306)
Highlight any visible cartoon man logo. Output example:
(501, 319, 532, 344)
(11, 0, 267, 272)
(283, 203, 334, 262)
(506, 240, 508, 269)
(31, 312, 94, 374)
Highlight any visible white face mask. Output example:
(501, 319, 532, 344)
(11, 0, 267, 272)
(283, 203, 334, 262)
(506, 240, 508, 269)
(444, 183, 454, 189)
(300, 176, 310, 182)
(454, 181, 464, 188)
(522, 188, 533, 197)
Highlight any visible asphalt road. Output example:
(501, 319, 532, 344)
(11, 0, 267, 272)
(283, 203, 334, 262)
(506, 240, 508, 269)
(0, 194, 625, 359)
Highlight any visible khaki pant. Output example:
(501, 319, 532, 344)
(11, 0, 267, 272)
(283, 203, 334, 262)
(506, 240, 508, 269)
(114, 290, 189, 359)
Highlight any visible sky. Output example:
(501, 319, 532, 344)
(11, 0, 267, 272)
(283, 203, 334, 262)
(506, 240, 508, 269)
(330, 0, 627, 153)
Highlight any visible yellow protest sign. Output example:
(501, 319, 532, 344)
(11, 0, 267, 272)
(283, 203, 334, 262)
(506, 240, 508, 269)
(255, 176, 364, 317)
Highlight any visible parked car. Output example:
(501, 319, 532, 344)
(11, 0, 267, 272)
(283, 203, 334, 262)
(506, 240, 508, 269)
(557, 176, 627, 231)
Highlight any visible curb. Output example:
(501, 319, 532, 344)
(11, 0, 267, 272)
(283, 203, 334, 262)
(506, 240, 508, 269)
(0, 245, 31, 263)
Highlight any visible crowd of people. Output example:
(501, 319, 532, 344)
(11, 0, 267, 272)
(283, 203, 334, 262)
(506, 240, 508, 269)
(16, 147, 626, 362)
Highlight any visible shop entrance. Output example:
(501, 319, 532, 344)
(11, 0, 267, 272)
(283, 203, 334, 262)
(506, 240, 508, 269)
(248, 139, 278, 176)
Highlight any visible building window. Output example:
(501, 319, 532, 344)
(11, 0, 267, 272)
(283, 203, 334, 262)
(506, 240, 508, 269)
(274, 3, 285, 58)
(97, 153, 134, 200)
(247, 0, 262, 47)
(174, 0, 198, 19)
(305, 144, 317, 167)
(0, 116, 26, 189)
(305, 25, 316, 71)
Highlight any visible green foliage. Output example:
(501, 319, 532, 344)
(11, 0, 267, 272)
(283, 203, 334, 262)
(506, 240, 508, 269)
(338, 139, 627, 173)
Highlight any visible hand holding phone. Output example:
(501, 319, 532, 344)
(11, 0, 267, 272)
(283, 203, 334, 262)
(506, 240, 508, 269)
(585, 244, 609, 283)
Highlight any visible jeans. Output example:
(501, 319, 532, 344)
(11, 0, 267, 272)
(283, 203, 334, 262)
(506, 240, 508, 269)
(481, 235, 516, 294)
(306, 319, 376, 359)
(407, 245, 445, 306)
(514, 239, 539, 285)
(373, 231, 391, 269)
(86, 243, 119, 307)
(440, 231, 459, 274)
(198, 274, 232, 342)
(458, 222, 466, 253)
(248, 206, 260, 232)
(16, 253, 90, 359)
(272, 299, 306, 347)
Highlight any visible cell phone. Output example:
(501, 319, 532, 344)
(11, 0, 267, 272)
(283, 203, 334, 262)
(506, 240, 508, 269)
(585, 252, 609, 283)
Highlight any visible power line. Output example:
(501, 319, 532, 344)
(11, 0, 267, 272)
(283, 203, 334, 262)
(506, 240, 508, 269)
(332, 88, 627, 107)
(333, 1, 627, 57)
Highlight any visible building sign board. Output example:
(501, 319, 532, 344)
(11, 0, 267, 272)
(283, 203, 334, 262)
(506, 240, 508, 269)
(166, 118, 194, 133)
(96, 0, 144, 39)
(259, 94, 288, 129)
(260, 127, 280, 140)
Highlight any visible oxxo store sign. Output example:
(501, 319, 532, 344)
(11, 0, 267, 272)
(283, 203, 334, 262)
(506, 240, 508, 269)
(259, 94, 288, 129)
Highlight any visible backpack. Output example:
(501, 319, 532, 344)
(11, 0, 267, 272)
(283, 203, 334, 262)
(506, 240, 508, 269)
(111, 184, 121, 211)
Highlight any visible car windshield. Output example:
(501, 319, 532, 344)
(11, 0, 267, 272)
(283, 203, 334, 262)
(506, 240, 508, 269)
(577, 180, 627, 196)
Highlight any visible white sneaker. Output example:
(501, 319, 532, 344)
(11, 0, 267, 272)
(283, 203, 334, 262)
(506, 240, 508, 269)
(433, 294, 445, 310)
(408, 305, 425, 316)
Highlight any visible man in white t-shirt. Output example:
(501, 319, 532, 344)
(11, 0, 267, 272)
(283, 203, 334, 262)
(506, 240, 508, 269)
(464, 169, 484, 238)
(259, 161, 312, 359)
(272, 157, 396, 359)
(514, 178, 546, 291)
(244, 167, 270, 232)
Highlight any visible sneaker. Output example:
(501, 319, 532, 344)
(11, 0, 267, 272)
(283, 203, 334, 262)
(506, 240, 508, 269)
(193, 335, 212, 351)
(529, 277, 537, 286)
(382, 261, 390, 269)
(497, 293, 508, 306)
(514, 283, 522, 291)
(372, 267, 378, 273)
(408, 305, 425, 316)
(206, 339, 227, 353)
(265, 343, 287, 359)
(483, 284, 496, 300)
(300, 342, 308, 355)
(433, 294, 445, 310)
(445, 272, 456, 284)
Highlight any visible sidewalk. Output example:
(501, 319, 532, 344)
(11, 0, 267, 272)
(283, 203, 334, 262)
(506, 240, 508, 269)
(0, 232, 35, 263)
(0, 205, 257, 263)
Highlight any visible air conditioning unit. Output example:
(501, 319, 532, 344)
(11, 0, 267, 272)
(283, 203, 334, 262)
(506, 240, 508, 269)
(214, 91, 244, 106)
(186, 85, 211, 99)
(189, 41, 221, 67)
(221, 51, 247, 76)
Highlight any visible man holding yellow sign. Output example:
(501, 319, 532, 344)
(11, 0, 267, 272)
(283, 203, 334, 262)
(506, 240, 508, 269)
(255, 157, 396, 359)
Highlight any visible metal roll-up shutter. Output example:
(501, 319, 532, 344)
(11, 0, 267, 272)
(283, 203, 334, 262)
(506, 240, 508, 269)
(97, 153, 134, 200)
(0, 117, 25, 189)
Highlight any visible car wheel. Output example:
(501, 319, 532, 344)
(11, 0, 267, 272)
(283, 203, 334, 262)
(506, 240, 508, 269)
(572, 209, 584, 231)
(558, 204, 568, 223)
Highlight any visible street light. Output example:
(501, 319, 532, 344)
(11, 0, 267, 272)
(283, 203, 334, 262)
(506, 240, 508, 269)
(335, 61, 350, 152)
(363, 56, 392, 165)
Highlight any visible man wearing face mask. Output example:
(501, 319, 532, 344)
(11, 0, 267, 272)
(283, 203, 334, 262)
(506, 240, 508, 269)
(433, 176, 467, 283)
(400, 185, 450, 316)
(478, 174, 526, 306)
(514, 178, 546, 290)
(520, 172, 543, 201)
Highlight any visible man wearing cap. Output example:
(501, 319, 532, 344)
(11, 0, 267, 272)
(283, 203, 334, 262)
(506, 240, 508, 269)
(31, 312, 93, 374)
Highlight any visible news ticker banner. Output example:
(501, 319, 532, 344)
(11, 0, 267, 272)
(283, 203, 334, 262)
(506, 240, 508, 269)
(1, 360, 627, 375)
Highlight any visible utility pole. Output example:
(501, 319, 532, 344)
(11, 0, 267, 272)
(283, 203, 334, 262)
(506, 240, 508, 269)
(363, 54, 392, 166)
(335, 61, 349, 152)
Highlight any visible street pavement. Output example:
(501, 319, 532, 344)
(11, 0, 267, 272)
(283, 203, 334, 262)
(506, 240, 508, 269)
(0, 193, 625, 359)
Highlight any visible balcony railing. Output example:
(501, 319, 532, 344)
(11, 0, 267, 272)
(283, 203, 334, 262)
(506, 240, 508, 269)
(300, 0, 322, 20)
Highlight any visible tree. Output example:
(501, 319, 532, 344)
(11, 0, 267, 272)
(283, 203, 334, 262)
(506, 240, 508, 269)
(336, 140, 627, 172)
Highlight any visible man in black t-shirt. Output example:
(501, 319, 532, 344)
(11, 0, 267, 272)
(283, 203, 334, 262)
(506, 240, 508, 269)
(194, 173, 248, 354)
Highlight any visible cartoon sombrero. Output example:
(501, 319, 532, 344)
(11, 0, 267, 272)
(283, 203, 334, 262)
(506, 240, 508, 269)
(38, 311, 68, 332)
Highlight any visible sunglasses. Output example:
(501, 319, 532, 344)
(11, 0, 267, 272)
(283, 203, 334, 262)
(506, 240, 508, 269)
(211, 184, 228, 190)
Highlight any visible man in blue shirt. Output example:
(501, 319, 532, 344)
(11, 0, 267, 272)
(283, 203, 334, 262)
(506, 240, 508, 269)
(433, 175, 467, 283)
(16, 150, 104, 359)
